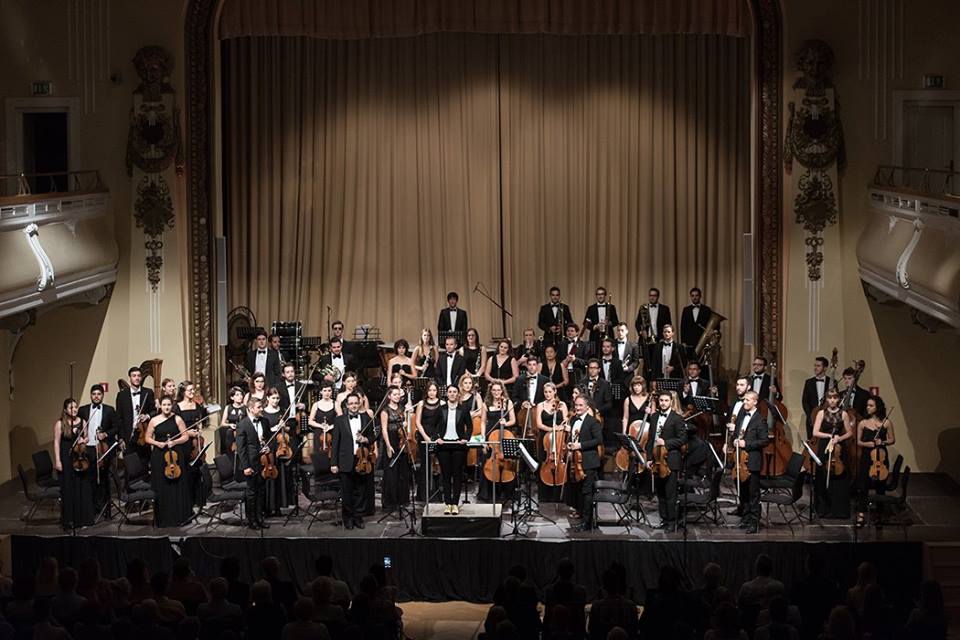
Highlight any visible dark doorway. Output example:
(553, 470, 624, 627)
(22, 112, 68, 194)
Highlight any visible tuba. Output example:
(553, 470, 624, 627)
(695, 312, 727, 361)
(638, 304, 655, 345)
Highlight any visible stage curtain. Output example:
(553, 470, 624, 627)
(224, 33, 749, 371)
(219, 0, 749, 40)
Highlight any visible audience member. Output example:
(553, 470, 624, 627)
(166, 557, 207, 616)
(642, 565, 698, 637)
(310, 576, 347, 631)
(309, 555, 351, 610)
(219, 556, 250, 611)
(197, 576, 242, 634)
(149, 572, 186, 625)
(738, 554, 785, 633)
(904, 579, 947, 640)
(753, 596, 800, 640)
(588, 567, 638, 640)
(32, 597, 70, 640)
(76, 558, 102, 602)
(127, 558, 153, 604)
(262, 556, 299, 615)
(543, 558, 587, 638)
(819, 606, 856, 640)
(790, 552, 839, 639)
(34, 557, 59, 598)
(50, 567, 86, 631)
(845, 561, 877, 612)
(705, 602, 748, 640)
(246, 579, 287, 640)
(281, 598, 331, 640)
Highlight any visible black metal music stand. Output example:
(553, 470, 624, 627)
(502, 438, 551, 537)
(282, 439, 309, 524)
(614, 433, 651, 527)
(801, 440, 823, 525)
(654, 378, 684, 394)
(438, 330, 467, 348)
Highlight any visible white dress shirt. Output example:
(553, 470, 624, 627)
(815, 377, 826, 402)
(348, 414, 362, 453)
(130, 388, 143, 427)
(552, 304, 560, 319)
(597, 304, 607, 324)
(662, 342, 673, 373)
(331, 354, 345, 388)
(255, 349, 268, 375)
(286, 383, 297, 410)
(649, 304, 659, 331)
(448, 309, 458, 329)
(253, 419, 264, 443)
(87, 405, 102, 445)
(617, 341, 627, 361)
(692, 304, 700, 322)
(446, 353, 456, 386)
(443, 406, 459, 440)
(752, 374, 764, 393)
(527, 376, 538, 402)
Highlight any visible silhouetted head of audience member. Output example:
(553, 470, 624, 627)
(292, 597, 314, 622)
(315, 554, 334, 577)
(127, 558, 148, 588)
(150, 572, 169, 598)
(918, 579, 944, 616)
(658, 565, 683, 594)
(769, 596, 789, 624)
(755, 554, 773, 578)
(601, 568, 624, 598)
(58, 567, 79, 594)
(508, 565, 527, 582)
(855, 561, 878, 588)
(251, 580, 273, 605)
(826, 605, 857, 639)
(261, 557, 281, 581)
(606, 626, 628, 640)
(711, 602, 741, 637)
(702, 562, 722, 590)
(220, 556, 241, 582)
(557, 558, 575, 582)
(312, 577, 333, 605)
(209, 577, 228, 601)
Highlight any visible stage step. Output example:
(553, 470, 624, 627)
(421, 504, 502, 538)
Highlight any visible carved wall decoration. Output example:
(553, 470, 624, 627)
(126, 45, 183, 293)
(185, 0, 784, 393)
(785, 40, 845, 283)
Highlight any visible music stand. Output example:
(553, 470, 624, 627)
(610, 383, 626, 402)
(376, 440, 419, 535)
(438, 330, 467, 348)
(409, 377, 432, 404)
(501, 438, 547, 537)
(614, 432, 651, 527)
(654, 378, 684, 393)
(802, 440, 823, 524)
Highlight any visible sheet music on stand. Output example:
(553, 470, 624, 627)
(438, 330, 467, 347)
(352, 325, 382, 342)
(689, 395, 721, 415)
(610, 382, 626, 401)
(654, 378, 684, 393)
(500, 438, 536, 461)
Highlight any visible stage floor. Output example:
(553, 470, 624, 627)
(3, 472, 957, 602)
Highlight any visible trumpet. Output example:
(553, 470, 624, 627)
(638, 303, 655, 345)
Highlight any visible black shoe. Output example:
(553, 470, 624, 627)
(570, 523, 592, 532)
(727, 508, 744, 516)
(355, 519, 365, 529)
(344, 521, 354, 530)
(259, 521, 270, 529)
(247, 522, 260, 531)
(738, 520, 750, 529)
(746, 525, 759, 534)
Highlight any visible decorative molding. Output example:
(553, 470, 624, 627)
(858, 0, 904, 141)
(67, 0, 111, 114)
(184, 0, 784, 391)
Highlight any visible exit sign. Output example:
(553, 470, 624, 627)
(31, 81, 54, 96)
(99, 382, 110, 393)
(922, 74, 945, 89)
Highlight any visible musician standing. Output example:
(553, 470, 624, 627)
(53, 398, 95, 529)
(513, 355, 549, 413)
(635, 288, 672, 345)
(537, 287, 574, 347)
(645, 391, 686, 531)
(649, 325, 685, 380)
(584, 287, 619, 353)
(680, 362, 714, 407)
(679, 288, 713, 348)
(331, 394, 375, 529)
(117, 366, 156, 455)
(599, 339, 625, 387)
(580, 360, 612, 424)
(145, 395, 192, 528)
(437, 291, 468, 344)
(560, 324, 589, 395)
(802, 357, 833, 439)
(566, 396, 604, 532)
(514, 329, 542, 368)
(236, 398, 268, 530)
(315, 338, 353, 391)
(840, 367, 870, 418)
(748, 357, 781, 400)
(246, 330, 283, 390)
(612, 324, 641, 378)
(435, 336, 467, 389)
(78, 384, 118, 515)
(380, 386, 412, 511)
(435, 385, 471, 514)
(724, 391, 766, 534)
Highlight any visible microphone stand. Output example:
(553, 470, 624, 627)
(473, 281, 513, 337)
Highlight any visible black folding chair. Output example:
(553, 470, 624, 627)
(761, 471, 806, 532)
(867, 466, 911, 527)
(18, 464, 60, 522)
(681, 468, 725, 530)
(201, 457, 246, 530)
(31, 450, 59, 488)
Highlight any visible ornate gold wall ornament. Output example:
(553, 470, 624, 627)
(785, 39, 845, 282)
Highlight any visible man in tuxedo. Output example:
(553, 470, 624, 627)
(645, 391, 687, 531)
(566, 396, 604, 531)
(598, 339, 625, 387)
(839, 367, 869, 418)
(330, 394, 375, 529)
(560, 324, 590, 389)
(680, 287, 713, 348)
(580, 360, 612, 423)
(268, 333, 288, 366)
(680, 362, 715, 406)
(437, 291, 468, 344)
(612, 323, 641, 378)
(648, 325, 685, 380)
(513, 355, 549, 411)
(79, 384, 119, 514)
(246, 330, 283, 389)
(435, 385, 472, 513)
(236, 398, 268, 530)
(748, 356, 781, 401)
(802, 357, 833, 439)
(724, 391, 767, 533)
(537, 287, 574, 347)
(727, 376, 750, 423)
(435, 336, 467, 389)
(635, 288, 672, 345)
(315, 338, 354, 391)
(116, 366, 156, 450)
(583, 287, 619, 352)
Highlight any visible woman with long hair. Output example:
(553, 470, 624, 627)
(477, 381, 517, 502)
(812, 389, 854, 519)
(144, 395, 192, 527)
(53, 398, 95, 529)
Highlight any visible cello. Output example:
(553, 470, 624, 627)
(483, 400, 517, 484)
(539, 401, 569, 487)
(759, 359, 792, 477)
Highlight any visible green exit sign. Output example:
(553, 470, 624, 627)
(31, 81, 54, 96)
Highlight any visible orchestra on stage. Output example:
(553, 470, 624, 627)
(51, 287, 897, 534)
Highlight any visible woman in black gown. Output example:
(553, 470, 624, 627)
(380, 386, 412, 509)
(461, 328, 487, 384)
(812, 389, 854, 519)
(412, 329, 439, 383)
(414, 381, 442, 502)
(477, 381, 517, 502)
(145, 396, 192, 527)
(307, 383, 337, 476)
(218, 387, 246, 475)
(387, 339, 417, 388)
(175, 381, 207, 508)
(621, 376, 651, 433)
(484, 340, 518, 395)
(54, 398, 95, 530)
(261, 389, 295, 514)
(534, 383, 569, 502)
(855, 395, 896, 524)
(541, 344, 569, 400)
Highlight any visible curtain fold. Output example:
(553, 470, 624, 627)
(219, 0, 749, 40)
(224, 33, 749, 370)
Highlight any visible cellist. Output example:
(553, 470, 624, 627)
(724, 391, 766, 534)
(644, 391, 686, 531)
(565, 396, 604, 532)
(477, 381, 517, 502)
(534, 382, 569, 503)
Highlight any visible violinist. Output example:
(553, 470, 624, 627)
(644, 391, 686, 531)
(414, 381, 443, 502)
(856, 395, 896, 526)
(307, 383, 338, 476)
(175, 381, 207, 509)
(380, 386, 412, 511)
(144, 395, 192, 528)
(330, 394, 376, 530)
(261, 388, 292, 515)
(219, 386, 246, 468)
(78, 384, 119, 514)
(566, 396, 604, 532)
(243, 372, 267, 407)
(840, 367, 870, 418)
(53, 398, 95, 530)
(537, 287, 574, 347)
(477, 381, 517, 502)
(812, 389, 854, 519)
(513, 355, 549, 411)
(278, 364, 306, 421)
(534, 382, 569, 503)
(116, 365, 156, 456)
(236, 398, 269, 530)
(801, 357, 833, 439)
(335, 372, 371, 416)
(723, 391, 766, 534)
(160, 377, 177, 400)
(436, 385, 471, 514)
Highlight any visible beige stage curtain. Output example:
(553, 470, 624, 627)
(224, 33, 750, 370)
(220, 0, 749, 40)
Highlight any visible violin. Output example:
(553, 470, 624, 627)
(96, 427, 111, 470)
(539, 403, 568, 486)
(260, 448, 279, 480)
(354, 418, 377, 475)
(826, 437, 845, 477)
(275, 426, 293, 461)
(163, 435, 182, 480)
(868, 442, 889, 482)
(650, 442, 672, 479)
(71, 426, 90, 473)
(483, 400, 517, 484)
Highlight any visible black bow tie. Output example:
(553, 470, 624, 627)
(816, 377, 825, 382)
(349, 413, 359, 419)
(258, 350, 266, 354)
(618, 341, 626, 345)
(92, 404, 101, 410)
(597, 303, 605, 307)
(754, 374, 763, 379)
(689, 378, 700, 383)
(649, 304, 658, 308)
(287, 384, 295, 388)
(552, 304, 558, 308)
(131, 389, 141, 394)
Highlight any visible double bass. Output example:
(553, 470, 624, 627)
(759, 359, 792, 477)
